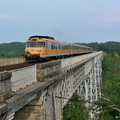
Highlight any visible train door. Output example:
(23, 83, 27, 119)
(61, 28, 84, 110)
(51, 43, 55, 56)
(54, 43, 57, 56)
(69, 44, 71, 55)
(45, 41, 47, 56)
(56, 43, 58, 56)
(69, 44, 72, 55)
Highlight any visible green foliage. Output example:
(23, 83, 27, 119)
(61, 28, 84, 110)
(63, 94, 88, 120)
(44, 78, 52, 81)
(100, 54, 120, 120)
(98, 45, 120, 55)
(0, 42, 25, 58)
(76, 41, 120, 55)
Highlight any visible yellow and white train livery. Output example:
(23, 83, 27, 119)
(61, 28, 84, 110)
(24, 36, 93, 60)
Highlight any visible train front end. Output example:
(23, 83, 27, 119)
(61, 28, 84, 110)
(24, 36, 46, 61)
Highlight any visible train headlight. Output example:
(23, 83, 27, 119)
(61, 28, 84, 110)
(26, 51, 30, 54)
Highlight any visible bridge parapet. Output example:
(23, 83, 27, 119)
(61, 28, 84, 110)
(0, 72, 12, 102)
(10, 65, 37, 91)
(37, 60, 61, 82)
(0, 72, 12, 120)
(61, 51, 102, 69)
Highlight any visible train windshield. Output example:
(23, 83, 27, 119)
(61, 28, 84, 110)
(26, 42, 45, 47)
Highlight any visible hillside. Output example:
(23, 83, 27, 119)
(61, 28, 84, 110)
(99, 54, 120, 119)
(0, 42, 25, 58)
(76, 41, 120, 55)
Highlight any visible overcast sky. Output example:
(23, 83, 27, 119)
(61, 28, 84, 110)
(0, 0, 120, 43)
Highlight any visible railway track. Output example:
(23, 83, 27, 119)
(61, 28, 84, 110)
(0, 62, 35, 72)
(0, 60, 51, 72)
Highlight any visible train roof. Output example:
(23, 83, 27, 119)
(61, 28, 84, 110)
(28, 35, 55, 40)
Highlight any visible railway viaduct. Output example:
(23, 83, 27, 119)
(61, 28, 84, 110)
(0, 51, 103, 120)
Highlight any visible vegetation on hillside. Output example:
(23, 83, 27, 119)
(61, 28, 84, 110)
(77, 41, 120, 55)
(63, 94, 88, 120)
(0, 42, 25, 58)
(99, 54, 120, 120)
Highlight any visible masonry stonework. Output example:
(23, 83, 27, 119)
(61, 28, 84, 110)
(0, 72, 12, 102)
(37, 60, 61, 82)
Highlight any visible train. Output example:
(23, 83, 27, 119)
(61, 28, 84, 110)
(24, 35, 93, 61)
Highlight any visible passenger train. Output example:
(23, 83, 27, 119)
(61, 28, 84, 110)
(24, 36, 93, 61)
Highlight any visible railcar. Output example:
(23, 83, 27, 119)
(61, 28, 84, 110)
(24, 35, 93, 61)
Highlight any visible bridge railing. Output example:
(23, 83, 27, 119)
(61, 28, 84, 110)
(10, 65, 37, 91)
(61, 52, 102, 69)
(0, 57, 25, 66)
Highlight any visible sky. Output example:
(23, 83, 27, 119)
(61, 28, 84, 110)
(0, 0, 120, 43)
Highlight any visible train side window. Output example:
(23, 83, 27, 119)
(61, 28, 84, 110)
(47, 42, 51, 49)
(62, 45, 64, 50)
(55, 43, 58, 50)
(62, 45, 63, 50)
(51, 45, 54, 49)
(59, 44, 60, 50)
(64, 45, 65, 50)
(63, 45, 64, 50)
(46, 42, 48, 48)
